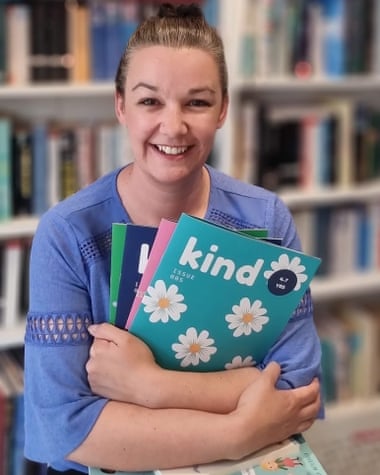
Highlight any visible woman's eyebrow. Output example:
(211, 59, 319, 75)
(189, 87, 216, 95)
(131, 83, 216, 95)
(131, 82, 158, 92)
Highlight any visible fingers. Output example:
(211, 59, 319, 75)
(88, 322, 125, 345)
(261, 361, 281, 384)
(292, 378, 320, 406)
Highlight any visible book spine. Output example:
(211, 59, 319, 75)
(59, 129, 78, 200)
(29, 1, 49, 82)
(89, 0, 107, 80)
(68, 0, 91, 82)
(11, 127, 33, 216)
(5, 4, 30, 84)
(320, 0, 346, 76)
(0, 118, 12, 220)
(48, 1, 69, 81)
(31, 123, 48, 216)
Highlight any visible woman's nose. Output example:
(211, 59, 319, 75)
(160, 106, 188, 136)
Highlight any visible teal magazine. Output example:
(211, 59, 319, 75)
(128, 213, 321, 371)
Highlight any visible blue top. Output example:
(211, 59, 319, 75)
(24, 165, 323, 473)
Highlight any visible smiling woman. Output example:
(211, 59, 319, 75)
(23, 3, 323, 474)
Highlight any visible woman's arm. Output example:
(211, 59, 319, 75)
(86, 322, 262, 413)
(69, 362, 321, 471)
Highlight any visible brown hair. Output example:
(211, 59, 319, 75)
(115, 3, 228, 98)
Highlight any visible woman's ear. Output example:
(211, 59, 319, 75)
(216, 95, 229, 129)
(115, 92, 126, 125)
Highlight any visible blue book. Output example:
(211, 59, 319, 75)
(320, 0, 346, 76)
(129, 214, 321, 372)
(89, 0, 107, 80)
(113, 223, 157, 329)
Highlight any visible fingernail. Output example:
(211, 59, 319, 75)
(88, 324, 98, 335)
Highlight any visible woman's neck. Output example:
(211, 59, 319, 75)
(117, 165, 210, 227)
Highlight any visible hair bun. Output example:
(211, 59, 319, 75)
(158, 3, 203, 19)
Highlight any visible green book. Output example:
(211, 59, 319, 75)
(128, 213, 321, 372)
(109, 223, 128, 324)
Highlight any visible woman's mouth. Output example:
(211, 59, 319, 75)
(155, 144, 190, 155)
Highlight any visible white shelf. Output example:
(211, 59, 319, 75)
(311, 271, 380, 301)
(0, 81, 114, 99)
(280, 181, 380, 209)
(234, 75, 380, 93)
(0, 82, 116, 122)
(0, 322, 26, 350)
(0, 216, 39, 240)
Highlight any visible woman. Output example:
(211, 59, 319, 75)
(24, 3, 322, 474)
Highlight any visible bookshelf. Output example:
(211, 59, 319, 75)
(0, 2, 380, 472)
(222, 0, 380, 419)
(0, 0, 379, 355)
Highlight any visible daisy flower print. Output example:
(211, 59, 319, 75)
(142, 279, 187, 323)
(264, 253, 308, 295)
(224, 355, 256, 370)
(172, 327, 217, 367)
(225, 297, 269, 337)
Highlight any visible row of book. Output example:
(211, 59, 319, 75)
(0, 116, 131, 220)
(0, 0, 219, 85)
(293, 203, 380, 277)
(239, 0, 380, 79)
(316, 302, 380, 404)
(234, 98, 380, 190)
(0, 348, 45, 475)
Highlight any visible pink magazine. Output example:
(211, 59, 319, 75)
(126, 218, 177, 328)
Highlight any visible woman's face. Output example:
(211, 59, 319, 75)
(115, 45, 228, 185)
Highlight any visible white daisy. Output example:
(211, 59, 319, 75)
(225, 297, 269, 337)
(264, 253, 308, 291)
(142, 279, 187, 323)
(172, 327, 217, 367)
(224, 355, 256, 370)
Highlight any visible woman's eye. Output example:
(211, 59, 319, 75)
(188, 99, 211, 107)
(139, 98, 159, 106)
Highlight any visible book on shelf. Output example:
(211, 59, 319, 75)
(0, 117, 12, 220)
(125, 213, 320, 372)
(0, 239, 25, 330)
(12, 124, 33, 216)
(29, 1, 68, 82)
(89, 433, 328, 475)
(31, 123, 48, 216)
(67, 0, 91, 83)
(5, 3, 30, 85)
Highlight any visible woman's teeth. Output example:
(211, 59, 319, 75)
(156, 145, 188, 155)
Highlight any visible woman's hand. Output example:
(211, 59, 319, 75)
(229, 361, 321, 459)
(86, 323, 161, 406)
